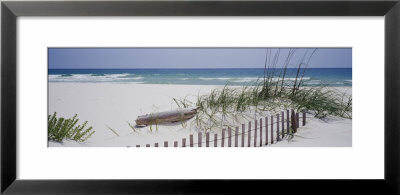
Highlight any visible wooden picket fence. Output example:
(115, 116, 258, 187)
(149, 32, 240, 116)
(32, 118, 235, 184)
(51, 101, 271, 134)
(136, 109, 307, 148)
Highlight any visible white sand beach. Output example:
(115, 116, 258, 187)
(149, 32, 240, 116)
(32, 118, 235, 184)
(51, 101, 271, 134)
(48, 83, 352, 147)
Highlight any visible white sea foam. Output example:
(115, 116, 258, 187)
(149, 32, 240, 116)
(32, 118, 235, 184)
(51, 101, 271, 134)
(129, 77, 144, 80)
(114, 81, 145, 84)
(271, 77, 311, 81)
(231, 77, 260, 82)
(48, 74, 143, 83)
(199, 77, 232, 80)
(108, 73, 130, 78)
(305, 80, 321, 85)
(48, 73, 347, 87)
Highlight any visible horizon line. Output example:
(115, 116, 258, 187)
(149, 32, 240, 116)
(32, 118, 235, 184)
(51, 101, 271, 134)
(48, 67, 352, 69)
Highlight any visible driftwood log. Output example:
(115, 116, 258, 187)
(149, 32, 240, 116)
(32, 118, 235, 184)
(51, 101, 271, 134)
(135, 107, 198, 126)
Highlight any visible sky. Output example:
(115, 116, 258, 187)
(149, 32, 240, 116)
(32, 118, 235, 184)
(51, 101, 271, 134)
(48, 48, 351, 69)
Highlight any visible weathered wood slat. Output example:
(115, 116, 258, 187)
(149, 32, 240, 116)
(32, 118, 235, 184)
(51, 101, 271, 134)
(164, 141, 168, 147)
(247, 121, 251, 147)
(206, 132, 210, 147)
(259, 118, 263, 146)
(136, 145, 140, 147)
(254, 120, 257, 147)
(277, 113, 280, 141)
(235, 127, 239, 147)
(198, 132, 202, 147)
(296, 112, 300, 128)
(265, 117, 268, 145)
(214, 134, 218, 147)
(222, 129, 226, 147)
(303, 112, 306, 126)
(146, 144, 150, 147)
(271, 115, 274, 144)
(291, 109, 297, 133)
(174, 141, 178, 147)
(190, 134, 194, 147)
(182, 138, 186, 147)
(241, 124, 245, 147)
(287, 110, 290, 135)
(228, 127, 232, 147)
(154, 143, 159, 147)
(282, 111, 285, 139)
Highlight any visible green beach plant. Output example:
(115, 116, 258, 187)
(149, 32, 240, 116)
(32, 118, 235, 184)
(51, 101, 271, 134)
(48, 112, 95, 142)
(127, 121, 138, 133)
(172, 48, 352, 132)
(105, 124, 120, 136)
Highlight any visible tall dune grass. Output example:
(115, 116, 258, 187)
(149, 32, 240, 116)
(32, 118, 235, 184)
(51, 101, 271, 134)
(173, 48, 352, 132)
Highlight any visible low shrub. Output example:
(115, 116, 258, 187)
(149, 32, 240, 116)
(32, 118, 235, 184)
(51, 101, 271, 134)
(48, 112, 95, 142)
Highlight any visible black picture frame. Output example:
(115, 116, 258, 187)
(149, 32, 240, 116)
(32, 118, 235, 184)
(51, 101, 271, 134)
(1, 0, 399, 194)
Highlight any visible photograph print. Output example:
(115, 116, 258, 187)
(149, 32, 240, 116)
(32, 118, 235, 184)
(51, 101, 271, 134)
(48, 48, 352, 147)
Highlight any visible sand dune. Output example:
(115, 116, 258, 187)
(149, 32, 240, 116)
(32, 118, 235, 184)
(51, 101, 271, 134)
(48, 83, 351, 147)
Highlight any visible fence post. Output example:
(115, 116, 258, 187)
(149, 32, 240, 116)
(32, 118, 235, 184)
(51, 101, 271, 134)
(282, 111, 285, 139)
(206, 132, 210, 147)
(271, 115, 274, 144)
(154, 143, 159, 147)
(265, 117, 268, 145)
(286, 110, 290, 135)
(214, 134, 218, 147)
(241, 124, 245, 147)
(291, 109, 297, 133)
(235, 127, 239, 147)
(254, 119, 258, 147)
(190, 134, 194, 147)
(146, 144, 150, 147)
(296, 112, 300, 128)
(182, 138, 186, 147)
(277, 113, 280, 141)
(303, 111, 306, 126)
(259, 118, 263, 146)
(136, 145, 140, 147)
(164, 141, 168, 147)
(198, 132, 202, 147)
(222, 128, 226, 147)
(247, 121, 251, 147)
(174, 141, 178, 147)
(228, 127, 232, 147)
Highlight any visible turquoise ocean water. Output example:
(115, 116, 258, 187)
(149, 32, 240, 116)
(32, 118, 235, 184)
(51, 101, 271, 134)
(48, 68, 352, 87)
